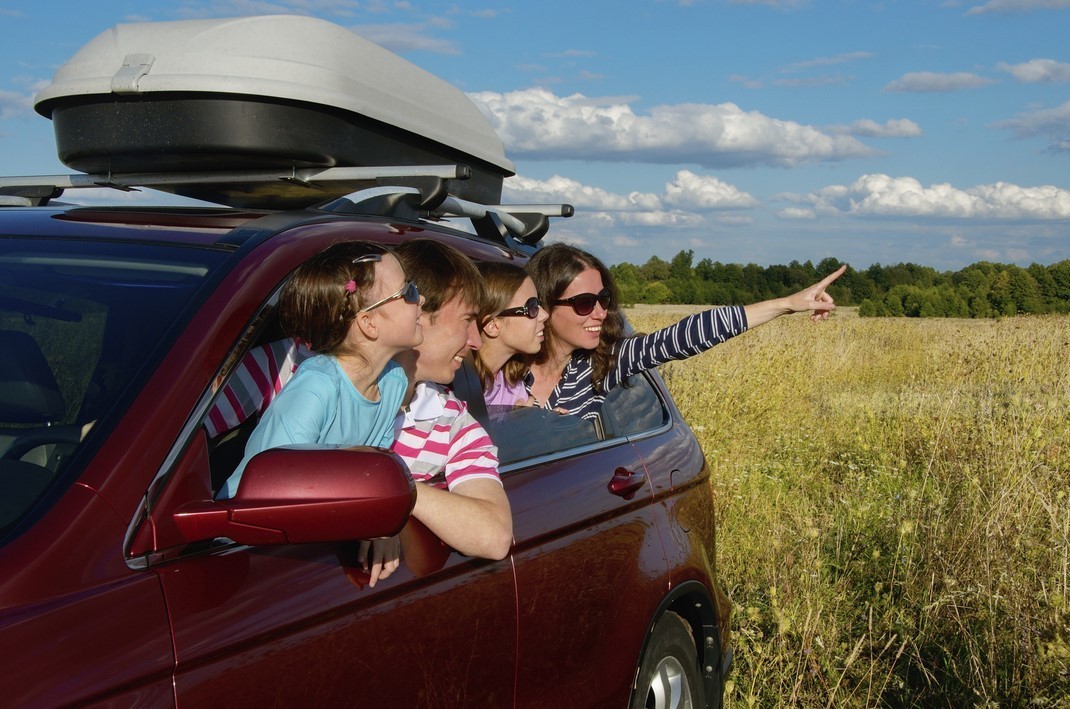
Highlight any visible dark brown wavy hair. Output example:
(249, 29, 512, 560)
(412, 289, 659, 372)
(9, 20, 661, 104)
(526, 243, 626, 392)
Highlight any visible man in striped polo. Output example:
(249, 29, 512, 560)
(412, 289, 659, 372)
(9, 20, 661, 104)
(388, 239, 513, 564)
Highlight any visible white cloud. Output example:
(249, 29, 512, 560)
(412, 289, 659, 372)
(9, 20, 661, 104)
(802, 174, 1070, 219)
(777, 207, 818, 219)
(617, 210, 706, 227)
(966, 0, 1070, 14)
(503, 174, 632, 210)
(997, 59, 1070, 83)
(714, 214, 754, 225)
(468, 88, 875, 168)
(884, 72, 996, 92)
(505, 171, 759, 214)
(663, 170, 759, 209)
(352, 22, 460, 54)
(992, 100, 1070, 153)
(628, 191, 663, 211)
(503, 171, 755, 232)
(0, 90, 33, 119)
(826, 118, 923, 138)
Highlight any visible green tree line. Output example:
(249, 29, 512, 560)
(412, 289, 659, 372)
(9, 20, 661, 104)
(609, 250, 1070, 318)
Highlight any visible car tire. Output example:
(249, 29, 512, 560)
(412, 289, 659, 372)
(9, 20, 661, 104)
(630, 611, 706, 709)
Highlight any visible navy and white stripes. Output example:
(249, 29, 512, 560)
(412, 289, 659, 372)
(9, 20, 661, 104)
(546, 305, 748, 420)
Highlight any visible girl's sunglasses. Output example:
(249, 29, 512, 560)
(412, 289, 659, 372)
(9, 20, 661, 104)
(360, 280, 420, 312)
(496, 296, 541, 319)
(552, 288, 611, 316)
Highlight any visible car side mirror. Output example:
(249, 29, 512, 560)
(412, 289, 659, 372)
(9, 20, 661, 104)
(172, 446, 416, 546)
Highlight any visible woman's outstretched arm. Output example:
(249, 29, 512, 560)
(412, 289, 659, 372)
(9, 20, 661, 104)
(743, 264, 846, 328)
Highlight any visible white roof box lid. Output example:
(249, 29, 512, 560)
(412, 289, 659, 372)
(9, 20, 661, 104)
(34, 15, 514, 207)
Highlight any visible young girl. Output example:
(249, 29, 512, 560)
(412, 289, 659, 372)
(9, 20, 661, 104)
(219, 240, 423, 498)
(526, 243, 845, 420)
(473, 261, 548, 408)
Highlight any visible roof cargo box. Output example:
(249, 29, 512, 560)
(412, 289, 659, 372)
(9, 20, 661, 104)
(33, 15, 515, 208)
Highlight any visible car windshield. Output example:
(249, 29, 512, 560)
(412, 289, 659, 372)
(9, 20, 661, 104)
(0, 237, 226, 539)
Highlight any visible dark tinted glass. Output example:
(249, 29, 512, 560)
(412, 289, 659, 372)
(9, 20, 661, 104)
(0, 238, 225, 538)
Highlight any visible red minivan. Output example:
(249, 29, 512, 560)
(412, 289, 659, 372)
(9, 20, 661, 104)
(0, 15, 731, 708)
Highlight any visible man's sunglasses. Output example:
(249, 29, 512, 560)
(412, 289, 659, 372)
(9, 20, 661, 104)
(496, 296, 542, 319)
(360, 280, 420, 312)
(552, 288, 612, 316)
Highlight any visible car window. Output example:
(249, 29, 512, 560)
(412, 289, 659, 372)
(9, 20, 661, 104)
(483, 372, 667, 465)
(200, 301, 312, 494)
(0, 239, 223, 539)
(600, 373, 668, 438)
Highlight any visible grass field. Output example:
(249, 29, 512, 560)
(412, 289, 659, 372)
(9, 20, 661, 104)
(625, 306, 1070, 707)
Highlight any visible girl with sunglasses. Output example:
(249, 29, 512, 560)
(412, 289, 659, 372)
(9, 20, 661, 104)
(473, 261, 550, 407)
(525, 243, 845, 420)
(220, 240, 424, 499)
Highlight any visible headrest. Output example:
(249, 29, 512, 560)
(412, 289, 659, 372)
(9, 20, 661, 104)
(0, 331, 65, 424)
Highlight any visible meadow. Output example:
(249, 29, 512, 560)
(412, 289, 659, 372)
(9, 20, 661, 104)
(626, 306, 1070, 707)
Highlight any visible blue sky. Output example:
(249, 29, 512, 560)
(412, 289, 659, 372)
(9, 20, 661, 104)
(2, 0, 1069, 271)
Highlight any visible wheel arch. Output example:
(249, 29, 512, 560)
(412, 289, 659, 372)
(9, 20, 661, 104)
(634, 579, 724, 709)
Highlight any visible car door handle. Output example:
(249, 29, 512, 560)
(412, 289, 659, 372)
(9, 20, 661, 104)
(607, 468, 646, 499)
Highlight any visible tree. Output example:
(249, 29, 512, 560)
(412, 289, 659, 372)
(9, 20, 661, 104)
(669, 250, 694, 280)
(667, 277, 698, 304)
(639, 256, 670, 282)
(694, 258, 715, 282)
(642, 281, 672, 304)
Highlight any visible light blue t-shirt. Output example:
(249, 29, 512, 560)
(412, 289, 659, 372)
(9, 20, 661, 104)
(218, 355, 408, 499)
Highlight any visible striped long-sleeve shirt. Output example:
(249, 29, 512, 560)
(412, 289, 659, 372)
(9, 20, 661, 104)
(545, 305, 749, 420)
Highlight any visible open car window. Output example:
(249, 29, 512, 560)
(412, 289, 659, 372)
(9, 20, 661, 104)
(483, 373, 669, 466)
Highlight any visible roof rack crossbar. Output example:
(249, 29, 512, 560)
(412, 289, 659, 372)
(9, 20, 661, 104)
(433, 196, 528, 236)
(0, 165, 472, 195)
(325, 185, 572, 248)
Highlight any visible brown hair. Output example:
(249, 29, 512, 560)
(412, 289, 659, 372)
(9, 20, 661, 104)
(394, 239, 484, 318)
(474, 260, 531, 388)
(526, 243, 626, 392)
(278, 241, 389, 357)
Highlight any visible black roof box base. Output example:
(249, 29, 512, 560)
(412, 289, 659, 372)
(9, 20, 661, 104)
(50, 94, 509, 208)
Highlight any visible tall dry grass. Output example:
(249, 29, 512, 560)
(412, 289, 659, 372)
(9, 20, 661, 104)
(626, 306, 1070, 707)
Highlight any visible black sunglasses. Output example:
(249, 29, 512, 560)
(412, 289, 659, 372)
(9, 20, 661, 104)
(360, 280, 420, 312)
(497, 296, 541, 319)
(552, 288, 612, 316)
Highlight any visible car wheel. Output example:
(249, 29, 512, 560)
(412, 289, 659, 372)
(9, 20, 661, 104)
(630, 612, 705, 709)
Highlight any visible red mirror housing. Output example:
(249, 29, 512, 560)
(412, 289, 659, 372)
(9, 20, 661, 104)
(173, 446, 415, 546)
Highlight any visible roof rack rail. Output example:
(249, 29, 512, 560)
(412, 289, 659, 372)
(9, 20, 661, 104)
(322, 186, 572, 250)
(0, 165, 473, 208)
(0, 166, 572, 249)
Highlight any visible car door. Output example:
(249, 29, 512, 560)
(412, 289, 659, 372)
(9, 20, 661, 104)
(128, 248, 518, 706)
(142, 402, 518, 706)
(486, 383, 671, 707)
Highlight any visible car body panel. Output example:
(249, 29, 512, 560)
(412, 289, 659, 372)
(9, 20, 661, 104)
(505, 441, 665, 707)
(0, 486, 175, 706)
(162, 537, 517, 705)
(0, 204, 729, 706)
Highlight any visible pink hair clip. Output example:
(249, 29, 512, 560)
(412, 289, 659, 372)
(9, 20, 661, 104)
(344, 279, 357, 294)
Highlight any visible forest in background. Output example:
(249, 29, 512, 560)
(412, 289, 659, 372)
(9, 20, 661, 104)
(609, 251, 1070, 318)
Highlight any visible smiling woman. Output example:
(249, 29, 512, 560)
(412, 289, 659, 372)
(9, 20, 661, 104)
(525, 242, 846, 420)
